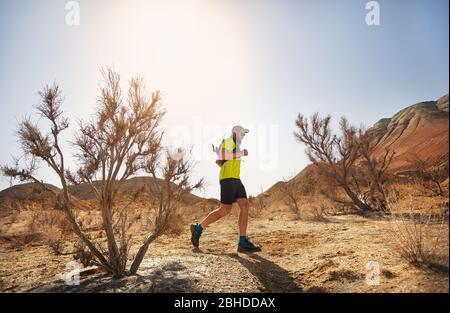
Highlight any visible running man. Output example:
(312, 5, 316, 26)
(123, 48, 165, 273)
(190, 125, 262, 253)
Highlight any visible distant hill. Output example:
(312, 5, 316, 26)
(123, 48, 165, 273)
(0, 183, 59, 215)
(2, 95, 448, 217)
(263, 94, 449, 201)
(0, 176, 212, 215)
(67, 176, 204, 205)
(368, 94, 449, 172)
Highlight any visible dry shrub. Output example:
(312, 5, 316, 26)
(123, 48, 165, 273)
(73, 239, 95, 267)
(326, 269, 363, 282)
(280, 178, 301, 219)
(0, 232, 41, 249)
(388, 184, 449, 215)
(135, 204, 184, 237)
(255, 197, 267, 217)
(300, 197, 332, 221)
(249, 190, 268, 218)
(247, 196, 256, 217)
(82, 212, 103, 232)
(407, 155, 448, 197)
(30, 210, 73, 255)
(388, 178, 445, 199)
(294, 113, 393, 215)
(164, 211, 185, 236)
(310, 203, 329, 222)
(0, 210, 21, 236)
(0, 211, 41, 248)
(80, 214, 94, 228)
(2, 69, 201, 277)
(388, 208, 449, 273)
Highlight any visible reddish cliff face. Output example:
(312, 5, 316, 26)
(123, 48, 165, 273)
(369, 94, 449, 172)
(263, 94, 449, 198)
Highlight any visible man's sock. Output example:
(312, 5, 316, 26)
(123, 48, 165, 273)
(194, 223, 203, 233)
(239, 236, 247, 244)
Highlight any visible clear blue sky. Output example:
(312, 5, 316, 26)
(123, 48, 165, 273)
(0, 0, 448, 199)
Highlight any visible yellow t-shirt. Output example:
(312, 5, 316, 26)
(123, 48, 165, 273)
(219, 137, 241, 181)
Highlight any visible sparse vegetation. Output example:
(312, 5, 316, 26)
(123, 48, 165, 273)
(30, 210, 72, 255)
(309, 200, 329, 222)
(294, 113, 393, 215)
(249, 187, 268, 217)
(129, 147, 203, 274)
(0, 77, 447, 293)
(388, 196, 449, 273)
(1, 69, 202, 278)
(407, 155, 449, 197)
(73, 239, 95, 267)
(280, 177, 301, 219)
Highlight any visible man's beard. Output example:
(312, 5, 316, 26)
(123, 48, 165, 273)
(235, 137, 242, 151)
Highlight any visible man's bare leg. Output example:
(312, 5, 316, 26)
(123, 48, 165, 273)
(199, 204, 232, 228)
(236, 198, 249, 237)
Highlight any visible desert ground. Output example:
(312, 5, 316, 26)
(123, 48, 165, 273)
(1, 206, 448, 293)
(0, 95, 448, 293)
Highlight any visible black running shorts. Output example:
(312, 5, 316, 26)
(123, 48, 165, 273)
(220, 178, 247, 205)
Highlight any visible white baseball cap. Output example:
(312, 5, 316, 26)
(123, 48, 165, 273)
(232, 125, 249, 134)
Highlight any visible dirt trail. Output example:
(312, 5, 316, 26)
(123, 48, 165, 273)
(0, 215, 448, 293)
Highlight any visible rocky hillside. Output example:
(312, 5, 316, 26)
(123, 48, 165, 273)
(1, 95, 448, 214)
(0, 183, 60, 216)
(369, 94, 449, 172)
(67, 176, 204, 205)
(263, 94, 449, 200)
(259, 164, 329, 206)
(0, 176, 211, 215)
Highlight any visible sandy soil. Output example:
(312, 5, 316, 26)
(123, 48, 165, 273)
(0, 214, 448, 293)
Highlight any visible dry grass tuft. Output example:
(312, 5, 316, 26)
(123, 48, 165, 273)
(388, 197, 449, 273)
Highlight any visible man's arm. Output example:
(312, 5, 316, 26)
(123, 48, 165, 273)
(218, 148, 248, 160)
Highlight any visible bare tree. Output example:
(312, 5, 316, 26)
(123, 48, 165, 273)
(294, 113, 394, 215)
(66, 69, 165, 277)
(1, 84, 111, 271)
(355, 130, 393, 214)
(2, 69, 202, 278)
(280, 176, 301, 219)
(408, 154, 448, 197)
(130, 148, 203, 274)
